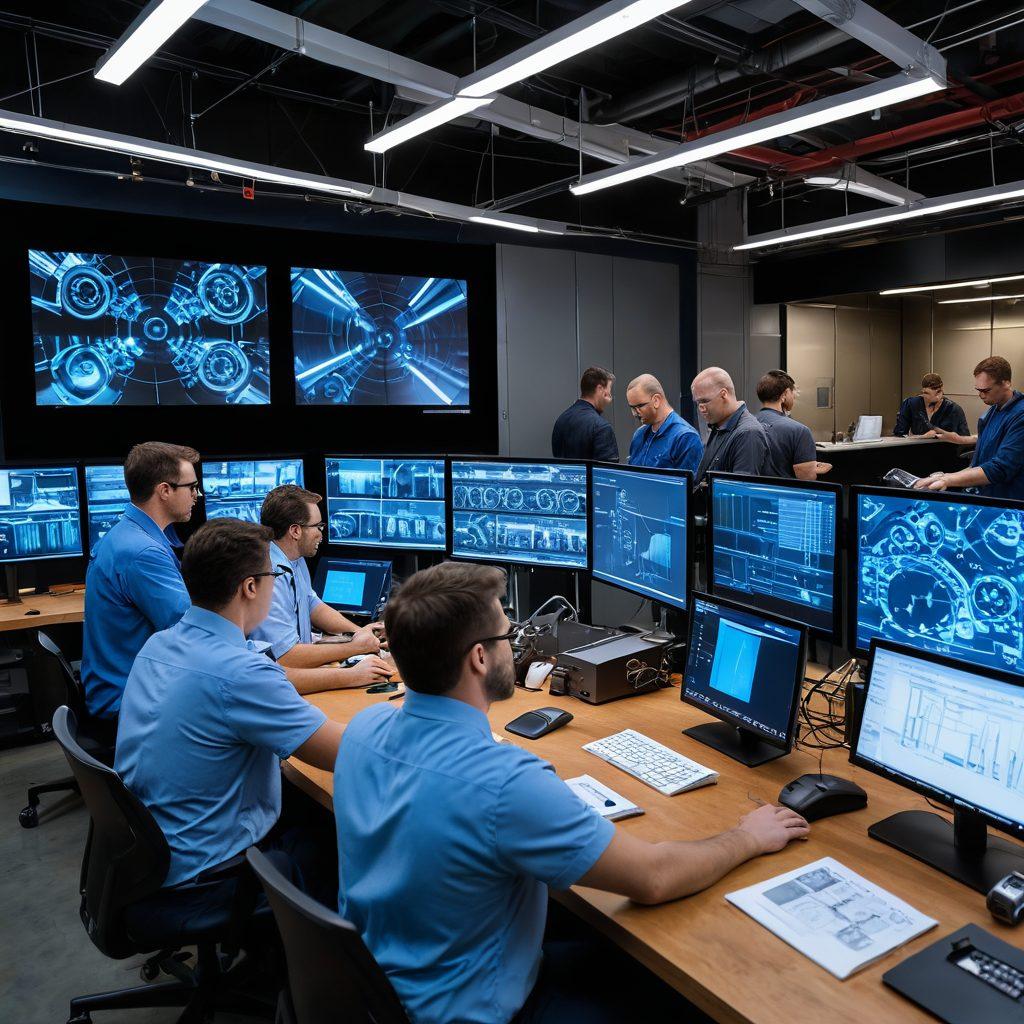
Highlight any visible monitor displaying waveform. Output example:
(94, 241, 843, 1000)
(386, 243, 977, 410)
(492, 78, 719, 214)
(0, 465, 82, 562)
(291, 269, 470, 407)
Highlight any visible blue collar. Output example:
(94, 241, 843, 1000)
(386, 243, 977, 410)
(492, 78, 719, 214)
(713, 403, 748, 434)
(758, 406, 785, 419)
(649, 409, 681, 437)
(125, 504, 176, 552)
(270, 540, 303, 573)
(402, 689, 495, 740)
(180, 605, 248, 648)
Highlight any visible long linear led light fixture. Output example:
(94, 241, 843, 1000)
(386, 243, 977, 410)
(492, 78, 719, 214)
(938, 293, 1024, 304)
(366, 97, 494, 155)
(805, 171, 920, 207)
(571, 73, 943, 197)
(881, 274, 1024, 295)
(96, 0, 210, 85)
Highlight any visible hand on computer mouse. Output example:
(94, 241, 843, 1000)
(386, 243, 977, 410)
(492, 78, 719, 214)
(350, 624, 382, 655)
(737, 803, 810, 854)
(346, 656, 394, 687)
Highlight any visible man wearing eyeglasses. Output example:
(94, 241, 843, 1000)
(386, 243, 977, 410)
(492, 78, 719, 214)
(252, 485, 393, 692)
(915, 356, 1024, 499)
(82, 441, 200, 729)
(625, 373, 702, 473)
(691, 366, 770, 488)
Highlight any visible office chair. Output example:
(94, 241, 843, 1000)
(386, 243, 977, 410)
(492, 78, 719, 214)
(246, 847, 410, 1024)
(52, 706, 275, 1024)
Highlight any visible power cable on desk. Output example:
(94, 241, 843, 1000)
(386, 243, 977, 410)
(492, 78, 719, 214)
(797, 659, 859, 776)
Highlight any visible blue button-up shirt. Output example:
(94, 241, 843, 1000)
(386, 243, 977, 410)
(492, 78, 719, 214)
(249, 541, 324, 659)
(81, 504, 191, 719)
(973, 390, 1024, 500)
(628, 409, 703, 473)
(334, 691, 614, 1024)
(115, 606, 326, 887)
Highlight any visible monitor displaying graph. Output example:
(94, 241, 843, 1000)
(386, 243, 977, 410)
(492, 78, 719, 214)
(0, 466, 82, 562)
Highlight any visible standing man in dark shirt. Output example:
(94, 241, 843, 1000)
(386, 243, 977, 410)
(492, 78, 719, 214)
(755, 370, 832, 479)
(691, 367, 770, 487)
(551, 366, 620, 463)
(894, 372, 969, 437)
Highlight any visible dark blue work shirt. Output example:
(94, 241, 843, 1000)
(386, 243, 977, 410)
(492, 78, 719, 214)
(551, 399, 619, 463)
(694, 403, 770, 486)
(628, 409, 702, 473)
(756, 407, 817, 478)
(972, 391, 1024, 500)
(894, 396, 968, 437)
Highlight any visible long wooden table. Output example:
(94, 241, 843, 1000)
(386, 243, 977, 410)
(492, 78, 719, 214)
(284, 681, 1024, 1024)
(0, 590, 85, 631)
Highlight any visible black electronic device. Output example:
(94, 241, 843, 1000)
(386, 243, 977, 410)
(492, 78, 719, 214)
(680, 593, 806, 767)
(534, 619, 623, 658)
(852, 641, 1024, 893)
(989, 872, 1024, 926)
(778, 773, 868, 822)
(312, 558, 392, 620)
(556, 634, 671, 705)
(505, 706, 574, 740)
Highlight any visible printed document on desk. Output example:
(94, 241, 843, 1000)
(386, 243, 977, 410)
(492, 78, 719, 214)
(566, 774, 643, 821)
(726, 857, 937, 979)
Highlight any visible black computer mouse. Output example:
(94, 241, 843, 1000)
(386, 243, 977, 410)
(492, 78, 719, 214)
(24, 609, 41, 616)
(505, 707, 574, 740)
(778, 773, 867, 822)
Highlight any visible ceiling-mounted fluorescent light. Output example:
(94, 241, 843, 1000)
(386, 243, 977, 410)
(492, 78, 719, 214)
(937, 293, 1024, 304)
(95, 0, 210, 85)
(880, 274, 1024, 295)
(365, 97, 494, 154)
(468, 214, 563, 234)
(805, 170, 920, 207)
(571, 74, 943, 197)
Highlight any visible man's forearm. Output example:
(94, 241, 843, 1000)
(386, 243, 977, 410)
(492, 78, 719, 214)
(645, 828, 762, 904)
(279, 642, 362, 669)
(283, 664, 367, 695)
(311, 604, 360, 635)
(943, 466, 990, 488)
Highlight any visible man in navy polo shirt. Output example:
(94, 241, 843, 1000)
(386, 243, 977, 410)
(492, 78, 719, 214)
(551, 366, 620, 463)
(626, 373, 702, 473)
(755, 370, 832, 479)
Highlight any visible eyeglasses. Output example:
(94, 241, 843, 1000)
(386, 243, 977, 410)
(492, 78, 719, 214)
(693, 393, 721, 408)
(297, 522, 326, 532)
(628, 399, 653, 413)
(165, 480, 203, 495)
(464, 626, 519, 654)
(247, 568, 288, 584)
(976, 385, 996, 395)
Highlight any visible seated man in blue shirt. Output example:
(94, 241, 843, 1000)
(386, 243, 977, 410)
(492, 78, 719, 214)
(251, 485, 393, 692)
(915, 356, 1024, 500)
(81, 441, 199, 725)
(334, 561, 809, 1024)
(626, 373, 703, 473)
(551, 366, 620, 463)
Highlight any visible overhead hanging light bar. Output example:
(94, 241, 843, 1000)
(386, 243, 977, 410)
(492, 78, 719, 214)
(805, 164, 922, 207)
(365, 97, 494, 154)
(880, 274, 1024, 295)
(937, 293, 1024, 304)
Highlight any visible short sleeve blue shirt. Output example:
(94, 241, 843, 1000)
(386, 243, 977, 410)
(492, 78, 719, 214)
(628, 409, 703, 473)
(333, 691, 614, 1024)
(249, 541, 325, 659)
(115, 606, 326, 887)
(81, 504, 191, 719)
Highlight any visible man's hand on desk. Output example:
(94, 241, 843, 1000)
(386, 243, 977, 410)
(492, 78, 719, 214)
(737, 804, 810, 854)
(345, 655, 394, 687)
(350, 623, 385, 654)
(927, 428, 975, 445)
(913, 472, 949, 492)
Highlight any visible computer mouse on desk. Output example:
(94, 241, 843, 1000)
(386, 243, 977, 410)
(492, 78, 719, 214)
(505, 707, 574, 740)
(779, 774, 867, 822)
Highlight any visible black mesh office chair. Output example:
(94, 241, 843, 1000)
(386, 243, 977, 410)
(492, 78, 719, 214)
(52, 705, 275, 1024)
(246, 847, 410, 1024)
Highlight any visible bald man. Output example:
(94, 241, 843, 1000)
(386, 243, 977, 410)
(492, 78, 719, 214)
(625, 373, 703, 473)
(691, 367, 770, 486)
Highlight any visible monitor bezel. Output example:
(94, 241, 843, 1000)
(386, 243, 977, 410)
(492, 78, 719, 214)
(680, 589, 808, 754)
(312, 556, 393, 619)
(445, 454, 591, 572)
(847, 485, 1024, 659)
(851, 638, 1024, 845)
(588, 462, 691, 612)
(323, 453, 448, 553)
(198, 453, 308, 524)
(0, 459, 85, 564)
(707, 471, 844, 643)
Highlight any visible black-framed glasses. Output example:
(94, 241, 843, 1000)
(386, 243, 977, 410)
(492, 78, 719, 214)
(628, 400, 652, 413)
(248, 568, 288, 583)
(297, 522, 326, 532)
(165, 480, 203, 495)
(464, 626, 519, 654)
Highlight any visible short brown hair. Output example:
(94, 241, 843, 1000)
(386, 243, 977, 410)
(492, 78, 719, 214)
(384, 561, 507, 696)
(181, 519, 273, 611)
(756, 369, 796, 404)
(260, 484, 324, 539)
(921, 373, 944, 390)
(974, 356, 1012, 383)
(124, 441, 200, 503)
(580, 366, 614, 397)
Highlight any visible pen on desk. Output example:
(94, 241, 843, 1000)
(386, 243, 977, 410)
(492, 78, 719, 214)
(388, 690, 405, 701)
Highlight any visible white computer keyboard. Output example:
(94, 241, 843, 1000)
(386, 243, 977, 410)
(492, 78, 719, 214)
(582, 729, 718, 796)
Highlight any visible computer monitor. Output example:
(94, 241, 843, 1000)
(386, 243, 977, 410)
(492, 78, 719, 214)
(312, 557, 392, 620)
(590, 464, 689, 611)
(852, 640, 1024, 892)
(325, 457, 446, 551)
(84, 464, 131, 554)
(850, 487, 1024, 674)
(852, 415, 882, 442)
(708, 473, 842, 639)
(201, 458, 305, 523)
(0, 465, 83, 570)
(448, 457, 588, 570)
(680, 592, 807, 766)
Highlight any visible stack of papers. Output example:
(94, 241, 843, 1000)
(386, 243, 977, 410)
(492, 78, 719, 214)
(566, 774, 644, 821)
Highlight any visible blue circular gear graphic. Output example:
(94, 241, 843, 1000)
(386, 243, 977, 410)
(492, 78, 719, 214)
(51, 345, 113, 401)
(197, 342, 251, 393)
(197, 266, 255, 325)
(60, 265, 113, 320)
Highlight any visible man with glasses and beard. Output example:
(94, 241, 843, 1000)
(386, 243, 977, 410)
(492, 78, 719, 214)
(252, 484, 393, 692)
(333, 561, 810, 1024)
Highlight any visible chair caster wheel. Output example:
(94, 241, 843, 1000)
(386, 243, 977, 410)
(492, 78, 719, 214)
(140, 960, 160, 981)
(19, 805, 38, 828)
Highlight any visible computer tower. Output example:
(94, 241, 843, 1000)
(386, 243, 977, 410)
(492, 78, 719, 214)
(556, 634, 672, 705)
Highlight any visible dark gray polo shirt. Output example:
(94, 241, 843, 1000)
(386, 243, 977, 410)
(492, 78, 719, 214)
(694, 403, 770, 486)
(756, 407, 817, 478)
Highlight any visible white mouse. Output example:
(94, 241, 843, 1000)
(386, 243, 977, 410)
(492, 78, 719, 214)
(524, 661, 555, 691)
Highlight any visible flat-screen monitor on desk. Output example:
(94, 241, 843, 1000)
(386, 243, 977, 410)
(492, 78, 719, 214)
(201, 458, 305, 522)
(852, 415, 883, 442)
(853, 640, 1024, 893)
(312, 557, 392, 619)
(84, 464, 130, 554)
(448, 458, 588, 570)
(0, 465, 82, 563)
(680, 593, 806, 766)
(850, 487, 1024, 674)
(591, 464, 689, 611)
(708, 474, 842, 640)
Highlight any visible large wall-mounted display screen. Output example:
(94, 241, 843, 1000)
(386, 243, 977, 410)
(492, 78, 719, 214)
(30, 250, 270, 406)
(291, 269, 470, 407)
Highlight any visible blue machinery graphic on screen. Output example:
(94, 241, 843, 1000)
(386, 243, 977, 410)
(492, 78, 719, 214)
(325, 458, 446, 550)
(451, 461, 587, 570)
(292, 269, 470, 407)
(84, 465, 130, 554)
(711, 477, 837, 634)
(591, 466, 687, 609)
(30, 251, 270, 406)
(202, 459, 305, 523)
(0, 466, 82, 562)
(855, 492, 1024, 673)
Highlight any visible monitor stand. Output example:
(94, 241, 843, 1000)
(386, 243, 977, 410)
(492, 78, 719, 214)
(869, 807, 1024, 894)
(682, 722, 786, 767)
(2, 565, 22, 605)
(642, 604, 675, 643)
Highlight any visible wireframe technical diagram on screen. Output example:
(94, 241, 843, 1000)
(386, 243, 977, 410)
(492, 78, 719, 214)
(0, 466, 82, 561)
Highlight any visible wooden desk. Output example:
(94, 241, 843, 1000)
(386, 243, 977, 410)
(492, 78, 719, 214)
(0, 590, 85, 631)
(284, 683, 1024, 1024)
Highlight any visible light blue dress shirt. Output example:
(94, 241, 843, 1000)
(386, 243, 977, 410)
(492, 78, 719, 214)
(81, 504, 191, 719)
(333, 690, 614, 1024)
(249, 541, 324, 660)
(115, 605, 326, 887)
(628, 409, 703, 473)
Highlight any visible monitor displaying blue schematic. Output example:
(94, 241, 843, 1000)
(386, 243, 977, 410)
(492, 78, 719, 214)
(325, 458, 446, 550)
(591, 465, 688, 610)
(292, 269, 470, 407)
(30, 251, 270, 406)
(313, 557, 392, 619)
(450, 460, 587, 570)
(0, 466, 82, 562)
(84, 464, 131, 554)
(202, 459, 305, 523)
(710, 475, 840, 636)
(853, 490, 1024, 674)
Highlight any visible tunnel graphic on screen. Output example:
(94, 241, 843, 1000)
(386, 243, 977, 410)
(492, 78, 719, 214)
(30, 251, 270, 406)
(291, 269, 470, 406)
